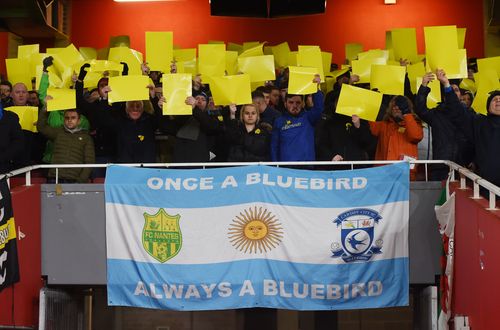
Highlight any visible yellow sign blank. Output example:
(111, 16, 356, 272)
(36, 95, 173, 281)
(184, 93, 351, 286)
(108, 75, 150, 103)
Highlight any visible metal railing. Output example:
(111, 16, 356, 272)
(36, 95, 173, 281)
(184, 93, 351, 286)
(1, 160, 499, 210)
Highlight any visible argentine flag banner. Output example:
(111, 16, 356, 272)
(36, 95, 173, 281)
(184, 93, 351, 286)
(105, 163, 409, 311)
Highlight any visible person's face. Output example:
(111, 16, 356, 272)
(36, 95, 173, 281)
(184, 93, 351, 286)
(391, 102, 403, 119)
(126, 101, 144, 120)
(488, 95, 500, 116)
(461, 94, 472, 108)
(64, 111, 80, 130)
(270, 89, 280, 106)
(285, 96, 303, 116)
(195, 95, 207, 110)
(28, 92, 39, 106)
(11, 83, 28, 106)
(0, 84, 11, 100)
(262, 92, 270, 106)
(98, 80, 108, 98)
(253, 98, 267, 113)
(242, 106, 258, 125)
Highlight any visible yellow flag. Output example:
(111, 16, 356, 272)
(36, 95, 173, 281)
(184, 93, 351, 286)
(272, 42, 290, 68)
(447, 49, 468, 79)
(46, 88, 76, 111)
(472, 70, 500, 115)
(238, 55, 275, 82)
(210, 74, 252, 106)
(457, 28, 466, 49)
(6, 106, 39, 132)
(416, 76, 442, 109)
(227, 43, 243, 54)
(345, 43, 363, 63)
(391, 28, 418, 63)
(407, 62, 426, 94)
(351, 57, 387, 83)
(108, 75, 150, 103)
(198, 44, 226, 79)
(89, 60, 123, 73)
(288, 51, 298, 66)
(6, 58, 33, 88)
(79, 47, 97, 60)
(18, 44, 39, 59)
(424, 25, 460, 73)
(370, 64, 406, 95)
(145, 31, 173, 73)
(225, 51, 239, 75)
(321, 52, 333, 78)
(108, 47, 143, 75)
(298, 46, 324, 81)
(288, 66, 318, 95)
(336, 84, 383, 121)
(239, 44, 264, 58)
(161, 73, 192, 115)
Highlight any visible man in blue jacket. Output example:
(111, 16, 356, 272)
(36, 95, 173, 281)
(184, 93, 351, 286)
(271, 74, 323, 161)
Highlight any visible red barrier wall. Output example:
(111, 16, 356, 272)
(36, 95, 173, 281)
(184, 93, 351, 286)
(70, 0, 484, 66)
(0, 185, 42, 328)
(451, 186, 500, 329)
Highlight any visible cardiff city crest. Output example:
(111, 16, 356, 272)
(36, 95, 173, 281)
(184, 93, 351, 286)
(331, 208, 383, 263)
(142, 209, 182, 263)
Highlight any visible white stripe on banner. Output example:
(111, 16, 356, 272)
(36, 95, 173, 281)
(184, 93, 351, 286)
(105, 163, 410, 311)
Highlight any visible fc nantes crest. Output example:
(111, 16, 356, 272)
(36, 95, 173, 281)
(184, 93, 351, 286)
(142, 209, 182, 263)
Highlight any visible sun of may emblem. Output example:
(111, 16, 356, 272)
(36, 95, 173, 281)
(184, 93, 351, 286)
(228, 206, 283, 254)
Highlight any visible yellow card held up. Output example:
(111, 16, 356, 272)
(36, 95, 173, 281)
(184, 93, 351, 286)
(298, 46, 324, 81)
(84, 71, 102, 90)
(89, 60, 123, 73)
(357, 49, 389, 60)
(416, 77, 441, 109)
(227, 43, 243, 54)
(370, 64, 406, 95)
(424, 25, 460, 73)
(174, 48, 197, 75)
(351, 57, 387, 83)
(288, 51, 298, 66)
(210, 74, 252, 106)
(391, 28, 418, 63)
(460, 78, 476, 94)
(238, 55, 275, 82)
(239, 44, 264, 58)
(6, 58, 33, 88)
(146, 31, 173, 73)
(46, 48, 64, 54)
(225, 51, 239, 75)
(447, 49, 468, 79)
(161, 73, 192, 115)
(6, 106, 39, 132)
(198, 44, 226, 79)
(472, 70, 500, 115)
(264, 46, 273, 55)
(321, 52, 332, 78)
(336, 84, 383, 122)
(385, 31, 393, 50)
(53, 44, 84, 73)
(18, 44, 39, 59)
(80, 47, 97, 60)
(108, 47, 143, 75)
(108, 75, 150, 103)
(109, 35, 130, 48)
(345, 43, 363, 63)
(407, 62, 426, 94)
(46, 88, 76, 112)
(243, 42, 261, 50)
(477, 56, 500, 77)
(272, 42, 290, 68)
(288, 66, 318, 95)
(457, 28, 466, 49)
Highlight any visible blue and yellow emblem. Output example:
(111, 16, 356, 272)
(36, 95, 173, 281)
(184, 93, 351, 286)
(142, 209, 182, 263)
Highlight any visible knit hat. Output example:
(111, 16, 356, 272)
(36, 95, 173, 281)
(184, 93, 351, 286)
(486, 90, 500, 113)
(193, 90, 208, 101)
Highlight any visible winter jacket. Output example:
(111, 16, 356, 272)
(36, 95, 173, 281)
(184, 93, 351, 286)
(0, 110, 24, 173)
(226, 120, 270, 162)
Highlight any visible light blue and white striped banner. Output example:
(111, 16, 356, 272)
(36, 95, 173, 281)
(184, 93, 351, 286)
(105, 163, 409, 311)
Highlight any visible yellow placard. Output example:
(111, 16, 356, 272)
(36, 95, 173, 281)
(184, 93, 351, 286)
(108, 75, 150, 103)
(146, 31, 173, 73)
(357, 49, 389, 60)
(6, 106, 39, 132)
(477, 56, 500, 77)
(79, 47, 97, 60)
(89, 60, 123, 73)
(424, 25, 460, 74)
(46, 88, 76, 112)
(407, 62, 426, 94)
(227, 43, 243, 54)
(210, 74, 252, 106)
(239, 44, 264, 58)
(108, 47, 143, 75)
(472, 70, 500, 115)
(416, 76, 442, 109)
(46, 48, 64, 54)
(97, 48, 110, 60)
(336, 84, 383, 122)
(370, 64, 406, 95)
(161, 73, 192, 115)
(391, 28, 418, 63)
(288, 51, 298, 66)
(351, 57, 387, 83)
(174, 48, 197, 75)
(321, 52, 332, 78)
(109, 35, 130, 48)
(198, 44, 226, 79)
(330, 68, 349, 80)
(53, 44, 84, 74)
(298, 46, 324, 81)
(457, 28, 466, 49)
(18, 44, 39, 59)
(460, 78, 476, 94)
(6, 58, 33, 88)
(225, 51, 239, 75)
(29, 53, 50, 79)
(447, 49, 468, 79)
(238, 55, 275, 82)
(243, 42, 261, 50)
(385, 31, 393, 51)
(264, 46, 273, 55)
(84, 71, 103, 90)
(345, 43, 363, 63)
(272, 42, 290, 68)
(288, 66, 318, 95)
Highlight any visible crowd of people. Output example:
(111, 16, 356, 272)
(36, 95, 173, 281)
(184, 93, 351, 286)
(0, 54, 499, 189)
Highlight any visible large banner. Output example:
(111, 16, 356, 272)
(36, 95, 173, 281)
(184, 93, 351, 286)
(0, 178, 20, 292)
(105, 163, 409, 311)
